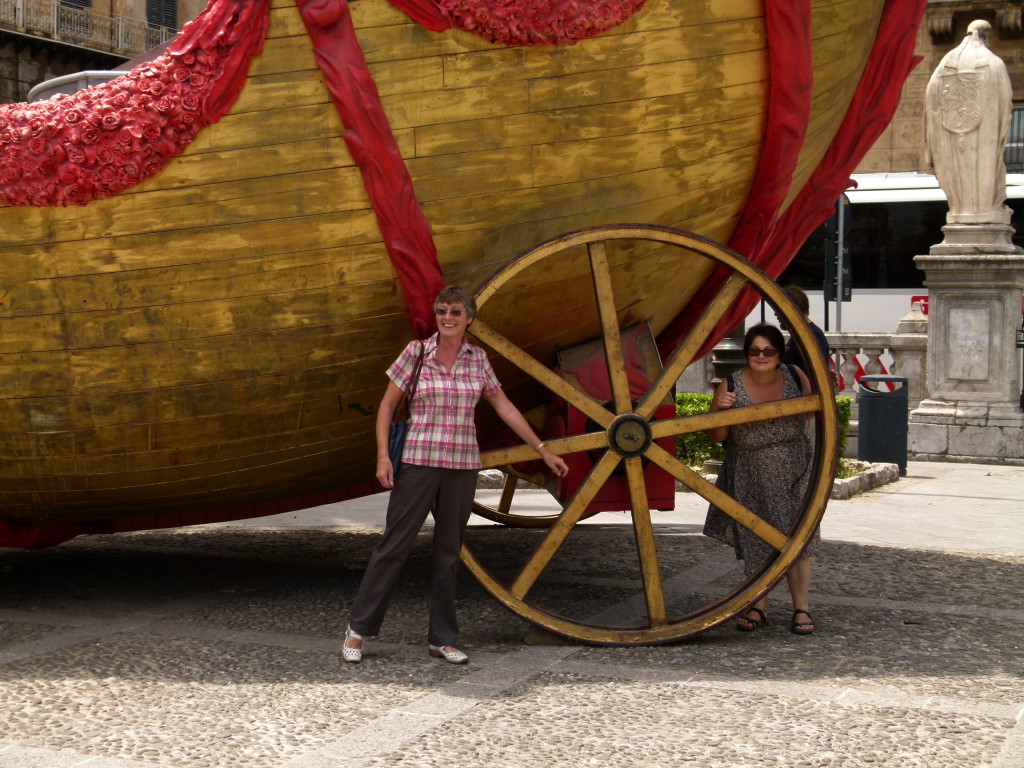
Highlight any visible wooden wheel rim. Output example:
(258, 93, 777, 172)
(463, 224, 838, 645)
(472, 472, 564, 528)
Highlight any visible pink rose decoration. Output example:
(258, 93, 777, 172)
(0, 0, 265, 206)
(61, 184, 83, 202)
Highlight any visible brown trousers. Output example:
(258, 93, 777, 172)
(348, 463, 478, 647)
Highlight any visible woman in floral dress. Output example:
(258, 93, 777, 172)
(704, 323, 818, 635)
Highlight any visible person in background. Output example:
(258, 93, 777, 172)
(704, 323, 818, 635)
(343, 285, 569, 665)
(777, 284, 838, 390)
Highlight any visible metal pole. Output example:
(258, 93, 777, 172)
(836, 195, 844, 332)
(1019, 300, 1024, 412)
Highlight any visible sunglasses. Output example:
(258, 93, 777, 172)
(435, 307, 464, 318)
(748, 347, 779, 358)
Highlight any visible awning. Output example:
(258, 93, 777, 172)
(846, 173, 1024, 204)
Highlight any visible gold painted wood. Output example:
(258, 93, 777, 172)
(635, 273, 748, 421)
(625, 457, 666, 627)
(470, 321, 613, 429)
(479, 432, 607, 470)
(509, 451, 621, 600)
(644, 444, 788, 551)
(0, 0, 874, 533)
(462, 225, 838, 645)
(649, 396, 822, 441)
(589, 242, 632, 415)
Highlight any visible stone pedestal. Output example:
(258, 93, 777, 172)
(910, 234, 1024, 465)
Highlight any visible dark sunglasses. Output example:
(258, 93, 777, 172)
(435, 307, 464, 318)
(748, 347, 779, 358)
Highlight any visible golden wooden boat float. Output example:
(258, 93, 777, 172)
(0, 0, 925, 642)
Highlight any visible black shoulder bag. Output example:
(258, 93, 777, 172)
(387, 342, 425, 472)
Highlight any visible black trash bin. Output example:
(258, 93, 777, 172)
(857, 375, 908, 476)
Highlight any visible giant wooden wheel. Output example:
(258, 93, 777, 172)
(462, 225, 838, 645)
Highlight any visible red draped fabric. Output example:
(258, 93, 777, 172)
(760, 0, 926, 276)
(295, 0, 446, 339)
(655, 0, 813, 359)
(656, 0, 926, 362)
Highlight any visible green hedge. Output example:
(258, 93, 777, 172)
(674, 393, 853, 468)
(836, 395, 852, 457)
(674, 393, 724, 467)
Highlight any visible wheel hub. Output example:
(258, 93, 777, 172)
(607, 413, 652, 459)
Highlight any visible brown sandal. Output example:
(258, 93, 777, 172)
(791, 609, 815, 635)
(737, 607, 767, 632)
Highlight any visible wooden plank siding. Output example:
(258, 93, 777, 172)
(0, 0, 883, 525)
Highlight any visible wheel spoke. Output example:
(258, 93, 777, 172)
(636, 272, 747, 420)
(480, 431, 607, 469)
(497, 472, 518, 515)
(624, 457, 666, 627)
(510, 451, 621, 599)
(644, 443, 788, 551)
(649, 395, 822, 441)
(588, 241, 632, 415)
(470, 319, 614, 428)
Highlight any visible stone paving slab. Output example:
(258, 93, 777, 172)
(360, 671, 1013, 768)
(0, 462, 1022, 768)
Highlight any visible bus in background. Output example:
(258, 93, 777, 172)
(768, 172, 1024, 333)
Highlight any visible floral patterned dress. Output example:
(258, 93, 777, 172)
(703, 364, 818, 575)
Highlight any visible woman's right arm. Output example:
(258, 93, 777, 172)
(705, 378, 735, 444)
(376, 381, 406, 490)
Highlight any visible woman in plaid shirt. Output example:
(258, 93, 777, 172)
(343, 286, 569, 665)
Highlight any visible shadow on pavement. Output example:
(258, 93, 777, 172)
(0, 526, 1018, 703)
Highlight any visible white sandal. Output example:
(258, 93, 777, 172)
(342, 627, 363, 663)
(428, 644, 468, 665)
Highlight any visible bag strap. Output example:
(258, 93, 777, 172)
(406, 341, 426, 402)
(395, 342, 426, 420)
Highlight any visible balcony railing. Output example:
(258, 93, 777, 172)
(0, 0, 177, 58)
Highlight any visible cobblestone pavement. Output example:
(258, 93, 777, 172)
(1, 462, 1021, 768)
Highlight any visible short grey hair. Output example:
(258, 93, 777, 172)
(433, 285, 478, 319)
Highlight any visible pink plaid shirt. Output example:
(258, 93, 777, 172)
(388, 334, 501, 470)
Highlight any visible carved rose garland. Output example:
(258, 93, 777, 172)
(0, 52, 224, 207)
(0, 0, 268, 208)
(434, 0, 649, 45)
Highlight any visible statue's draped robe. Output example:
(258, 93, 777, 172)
(924, 29, 1013, 223)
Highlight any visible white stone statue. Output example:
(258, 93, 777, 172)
(924, 20, 1013, 225)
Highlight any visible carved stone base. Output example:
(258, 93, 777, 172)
(909, 399, 1024, 465)
(933, 223, 1022, 254)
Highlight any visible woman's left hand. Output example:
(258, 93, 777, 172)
(540, 448, 569, 478)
